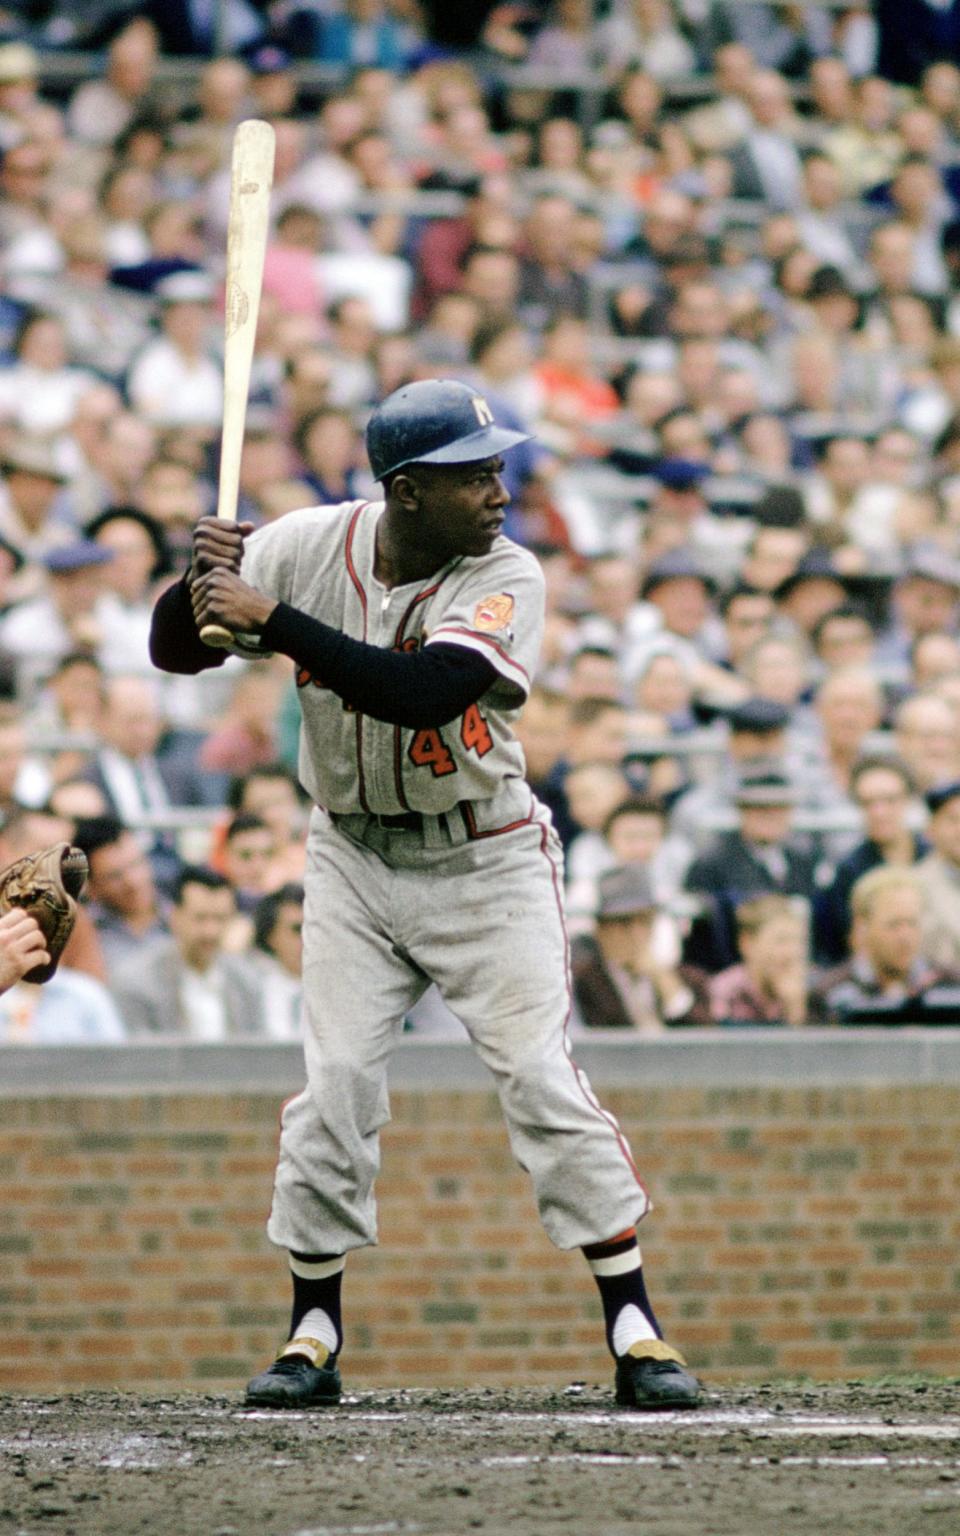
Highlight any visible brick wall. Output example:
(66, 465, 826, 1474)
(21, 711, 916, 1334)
(2, 1070, 959, 1390)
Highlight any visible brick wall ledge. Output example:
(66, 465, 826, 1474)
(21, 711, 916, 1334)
(2, 1027, 960, 1096)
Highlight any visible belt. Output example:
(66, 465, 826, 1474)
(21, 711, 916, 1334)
(330, 808, 423, 832)
(372, 810, 423, 831)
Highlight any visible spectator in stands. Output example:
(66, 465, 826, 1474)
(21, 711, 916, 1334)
(796, 151, 860, 276)
(635, 552, 719, 670)
(81, 671, 216, 889)
(895, 691, 960, 794)
(565, 646, 621, 704)
(685, 766, 819, 971)
(879, 549, 960, 676)
(72, 813, 169, 973)
(672, 696, 793, 846)
(912, 632, 960, 689)
(84, 506, 173, 674)
(728, 68, 805, 211)
(532, 314, 619, 457)
(0, 954, 126, 1042)
(0, 309, 99, 438)
(775, 551, 851, 642)
(742, 522, 808, 596)
(805, 666, 886, 815)
(10, 212, 153, 382)
(595, 0, 695, 82)
(296, 407, 364, 504)
(604, 793, 690, 901)
(710, 893, 815, 1026)
(227, 762, 308, 889)
(0, 539, 115, 702)
(246, 882, 304, 1041)
(0, 437, 74, 573)
(144, 0, 265, 56)
(815, 756, 926, 964)
(572, 863, 709, 1032)
(516, 193, 589, 331)
(47, 778, 110, 821)
(0, 134, 50, 248)
(199, 663, 285, 777)
(813, 865, 960, 1023)
(915, 780, 960, 970)
(810, 606, 877, 677)
(717, 585, 776, 674)
(66, 19, 159, 147)
(127, 270, 223, 432)
(299, 0, 413, 71)
(826, 74, 901, 197)
(535, 696, 632, 850)
(631, 649, 696, 733)
(111, 864, 264, 1038)
(72, 407, 158, 524)
(221, 811, 276, 916)
(565, 761, 634, 884)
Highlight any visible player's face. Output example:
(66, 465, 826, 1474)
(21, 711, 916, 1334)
(415, 457, 510, 560)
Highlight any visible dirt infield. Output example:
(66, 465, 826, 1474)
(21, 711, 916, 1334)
(1, 1380, 958, 1536)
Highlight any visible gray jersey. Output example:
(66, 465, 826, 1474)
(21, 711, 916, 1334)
(242, 499, 545, 815)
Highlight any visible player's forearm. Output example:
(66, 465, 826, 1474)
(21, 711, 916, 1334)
(149, 577, 229, 674)
(261, 602, 497, 727)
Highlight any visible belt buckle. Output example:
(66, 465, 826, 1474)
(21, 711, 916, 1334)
(375, 811, 418, 831)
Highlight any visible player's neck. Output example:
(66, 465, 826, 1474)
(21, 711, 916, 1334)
(374, 510, 448, 589)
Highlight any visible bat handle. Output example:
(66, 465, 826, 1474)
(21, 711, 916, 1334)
(200, 622, 236, 649)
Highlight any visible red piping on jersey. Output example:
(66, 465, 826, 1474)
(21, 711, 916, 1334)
(344, 502, 371, 814)
(429, 626, 531, 684)
(535, 808, 649, 1203)
(391, 578, 445, 810)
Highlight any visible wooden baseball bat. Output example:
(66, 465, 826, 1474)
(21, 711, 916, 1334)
(200, 118, 276, 649)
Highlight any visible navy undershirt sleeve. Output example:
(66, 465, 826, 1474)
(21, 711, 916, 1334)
(261, 601, 498, 728)
(149, 582, 499, 728)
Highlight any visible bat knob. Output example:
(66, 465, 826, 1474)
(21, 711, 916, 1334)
(200, 623, 236, 649)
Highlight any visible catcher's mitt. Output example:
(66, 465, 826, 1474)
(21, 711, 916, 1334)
(0, 842, 88, 983)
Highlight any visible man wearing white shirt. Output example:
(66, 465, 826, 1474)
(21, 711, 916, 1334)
(127, 271, 223, 433)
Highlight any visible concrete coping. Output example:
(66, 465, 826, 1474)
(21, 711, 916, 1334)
(2, 1030, 960, 1097)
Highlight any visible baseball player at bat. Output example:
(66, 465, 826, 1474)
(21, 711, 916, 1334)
(149, 379, 701, 1412)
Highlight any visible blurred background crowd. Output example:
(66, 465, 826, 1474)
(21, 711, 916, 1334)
(0, 0, 959, 1041)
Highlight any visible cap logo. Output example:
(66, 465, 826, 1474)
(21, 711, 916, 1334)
(471, 395, 494, 427)
(474, 593, 514, 632)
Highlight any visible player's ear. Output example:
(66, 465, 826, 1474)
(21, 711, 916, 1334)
(390, 471, 420, 512)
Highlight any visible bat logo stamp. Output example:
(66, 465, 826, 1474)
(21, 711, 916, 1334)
(239, 179, 260, 194)
(225, 283, 250, 336)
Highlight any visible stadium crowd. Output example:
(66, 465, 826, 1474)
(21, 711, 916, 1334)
(0, 1, 959, 1039)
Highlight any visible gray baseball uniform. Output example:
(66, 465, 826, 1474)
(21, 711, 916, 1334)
(240, 498, 649, 1253)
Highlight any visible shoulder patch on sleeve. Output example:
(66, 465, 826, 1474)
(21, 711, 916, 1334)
(474, 593, 515, 633)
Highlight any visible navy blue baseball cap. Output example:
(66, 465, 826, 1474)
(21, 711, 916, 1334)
(652, 458, 711, 491)
(640, 550, 716, 599)
(43, 539, 114, 574)
(727, 697, 791, 734)
(365, 379, 531, 483)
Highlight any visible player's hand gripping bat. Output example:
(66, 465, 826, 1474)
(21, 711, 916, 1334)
(199, 118, 275, 651)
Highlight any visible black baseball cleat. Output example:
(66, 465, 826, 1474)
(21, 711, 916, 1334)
(244, 1337, 342, 1408)
(614, 1341, 702, 1411)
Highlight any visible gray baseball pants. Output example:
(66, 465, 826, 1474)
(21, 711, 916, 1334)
(266, 791, 650, 1255)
